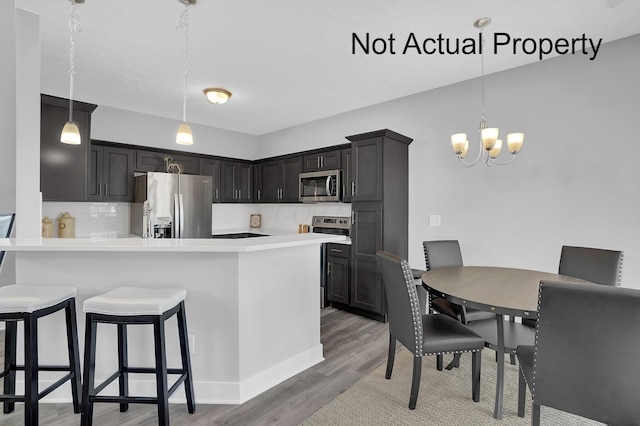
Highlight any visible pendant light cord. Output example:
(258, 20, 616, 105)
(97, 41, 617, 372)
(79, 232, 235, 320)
(479, 26, 486, 129)
(68, 0, 81, 122)
(178, 3, 190, 123)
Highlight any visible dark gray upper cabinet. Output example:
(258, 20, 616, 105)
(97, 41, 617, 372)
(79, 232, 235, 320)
(220, 161, 252, 203)
(40, 94, 97, 201)
(252, 163, 263, 203)
(261, 157, 302, 203)
(89, 144, 135, 202)
(346, 129, 413, 321)
(200, 158, 221, 202)
(341, 148, 352, 203)
(135, 150, 200, 175)
(302, 149, 341, 172)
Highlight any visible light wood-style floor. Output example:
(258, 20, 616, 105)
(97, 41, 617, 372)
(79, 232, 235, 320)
(0, 307, 389, 425)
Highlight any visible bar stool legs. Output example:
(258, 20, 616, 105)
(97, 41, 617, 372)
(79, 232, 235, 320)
(0, 286, 81, 426)
(81, 292, 196, 426)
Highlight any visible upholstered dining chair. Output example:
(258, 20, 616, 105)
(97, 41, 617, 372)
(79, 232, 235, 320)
(0, 213, 16, 271)
(522, 245, 623, 328)
(516, 280, 640, 425)
(376, 251, 484, 410)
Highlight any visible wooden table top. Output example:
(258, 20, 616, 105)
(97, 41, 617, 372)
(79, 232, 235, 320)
(421, 266, 588, 316)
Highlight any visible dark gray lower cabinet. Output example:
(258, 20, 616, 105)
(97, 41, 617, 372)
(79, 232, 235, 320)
(350, 202, 384, 314)
(326, 243, 350, 305)
(89, 144, 135, 202)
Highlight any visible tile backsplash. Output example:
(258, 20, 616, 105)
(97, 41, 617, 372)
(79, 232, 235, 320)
(44, 202, 352, 237)
(42, 202, 130, 238)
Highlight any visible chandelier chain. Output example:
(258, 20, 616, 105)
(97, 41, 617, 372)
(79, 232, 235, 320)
(177, 3, 190, 123)
(68, 0, 82, 122)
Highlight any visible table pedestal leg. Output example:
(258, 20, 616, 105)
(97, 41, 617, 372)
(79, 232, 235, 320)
(494, 313, 505, 419)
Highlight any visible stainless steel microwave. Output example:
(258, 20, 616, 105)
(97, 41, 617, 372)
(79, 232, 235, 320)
(298, 170, 341, 202)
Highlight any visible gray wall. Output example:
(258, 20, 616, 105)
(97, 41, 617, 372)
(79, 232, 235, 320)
(0, 2, 16, 284)
(259, 35, 640, 288)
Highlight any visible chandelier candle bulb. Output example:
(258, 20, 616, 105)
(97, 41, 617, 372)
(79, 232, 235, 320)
(481, 127, 499, 151)
(507, 133, 524, 154)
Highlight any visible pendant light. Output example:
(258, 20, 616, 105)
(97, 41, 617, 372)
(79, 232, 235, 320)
(60, 0, 82, 145)
(176, 0, 195, 145)
(450, 17, 525, 166)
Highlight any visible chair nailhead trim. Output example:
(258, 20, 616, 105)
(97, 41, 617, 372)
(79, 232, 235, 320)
(531, 283, 544, 399)
(401, 260, 424, 357)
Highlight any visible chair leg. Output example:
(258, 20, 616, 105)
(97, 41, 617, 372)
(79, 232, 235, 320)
(65, 299, 82, 413)
(24, 316, 38, 426)
(471, 351, 481, 402)
(445, 353, 461, 370)
(510, 354, 516, 365)
(177, 301, 196, 414)
(436, 354, 443, 371)
(532, 403, 541, 426)
(154, 317, 169, 426)
(117, 323, 129, 413)
(517, 370, 526, 417)
(385, 335, 396, 379)
(408, 357, 422, 410)
(3, 320, 17, 414)
(82, 315, 98, 426)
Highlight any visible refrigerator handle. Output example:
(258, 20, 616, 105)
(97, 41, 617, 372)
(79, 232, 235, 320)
(179, 193, 185, 238)
(173, 193, 180, 238)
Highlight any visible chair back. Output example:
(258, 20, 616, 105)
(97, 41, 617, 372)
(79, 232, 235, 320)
(376, 251, 423, 356)
(0, 213, 15, 270)
(558, 245, 623, 286)
(422, 240, 463, 271)
(533, 280, 640, 424)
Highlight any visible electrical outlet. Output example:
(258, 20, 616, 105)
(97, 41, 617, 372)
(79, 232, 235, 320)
(189, 334, 195, 354)
(429, 215, 441, 227)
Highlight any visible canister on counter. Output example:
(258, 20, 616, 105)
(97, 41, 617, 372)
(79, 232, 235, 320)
(42, 216, 54, 238)
(58, 212, 76, 238)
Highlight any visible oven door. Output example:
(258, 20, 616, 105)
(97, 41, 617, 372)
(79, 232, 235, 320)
(299, 170, 341, 202)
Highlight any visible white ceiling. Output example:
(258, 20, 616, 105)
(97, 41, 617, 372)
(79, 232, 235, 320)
(14, 0, 640, 136)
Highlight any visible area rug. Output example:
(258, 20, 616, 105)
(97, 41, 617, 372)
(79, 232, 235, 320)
(302, 349, 602, 425)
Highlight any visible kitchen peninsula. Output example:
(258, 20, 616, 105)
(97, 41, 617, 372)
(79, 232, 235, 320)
(0, 232, 345, 404)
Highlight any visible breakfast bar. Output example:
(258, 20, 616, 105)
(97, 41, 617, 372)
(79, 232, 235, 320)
(0, 233, 345, 405)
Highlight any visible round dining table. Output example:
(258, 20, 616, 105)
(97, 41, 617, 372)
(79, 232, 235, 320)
(421, 266, 588, 420)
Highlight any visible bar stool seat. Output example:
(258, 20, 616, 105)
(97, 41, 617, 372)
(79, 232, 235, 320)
(81, 286, 195, 426)
(0, 285, 82, 426)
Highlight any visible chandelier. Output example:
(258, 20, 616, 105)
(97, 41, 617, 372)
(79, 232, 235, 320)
(451, 17, 524, 167)
(60, 0, 83, 145)
(176, 0, 196, 145)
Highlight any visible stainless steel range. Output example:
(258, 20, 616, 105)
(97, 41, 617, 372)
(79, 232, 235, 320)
(312, 216, 351, 308)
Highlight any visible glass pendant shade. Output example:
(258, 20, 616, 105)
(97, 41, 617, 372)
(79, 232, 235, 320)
(481, 127, 499, 151)
(507, 133, 525, 154)
(488, 139, 502, 159)
(451, 133, 468, 156)
(61, 121, 81, 145)
(176, 122, 193, 145)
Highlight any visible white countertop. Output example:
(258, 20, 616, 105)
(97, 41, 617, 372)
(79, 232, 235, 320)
(0, 232, 346, 253)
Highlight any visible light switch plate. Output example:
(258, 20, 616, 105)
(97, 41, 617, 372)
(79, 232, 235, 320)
(429, 215, 441, 227)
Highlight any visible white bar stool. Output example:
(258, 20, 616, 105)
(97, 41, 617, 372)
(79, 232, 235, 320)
(81, 286, 195, 426)
(0, 285, 81, 426)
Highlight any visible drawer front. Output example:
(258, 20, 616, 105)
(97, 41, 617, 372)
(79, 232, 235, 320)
(327, 243, 350, 258)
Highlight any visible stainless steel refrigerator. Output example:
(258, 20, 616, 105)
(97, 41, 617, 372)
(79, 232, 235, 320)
(131, 172, 213, 238)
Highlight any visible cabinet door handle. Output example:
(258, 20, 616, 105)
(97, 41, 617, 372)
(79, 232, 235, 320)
(351, 182, 356, 197)
(104, 184, 108, 196)
(257, 189, 261, 201)
(215, 188, 219, 200)
(321, 156, 324, 168)
(327, 262, 332, 275)
(97, 183, 101, 196)
(330, 248, 343, 253)
(317, 157, 320, 169)
(351, 210, 356, 224)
